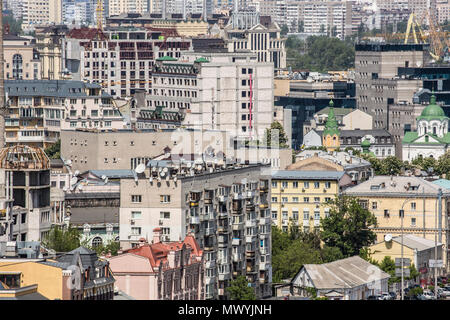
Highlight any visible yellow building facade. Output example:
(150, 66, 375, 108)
(271, 171, 353, 231)
(0, 260, 65, 300)
(344, 176, 449, 271)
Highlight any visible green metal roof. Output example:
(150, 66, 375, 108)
(156, 56, 178, 61)
(417, 95, 447, 121)
(323, 100, 340, 137)
(194, 57, 210, 63)
(402, 131, 450, 144)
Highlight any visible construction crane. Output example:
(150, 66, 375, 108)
(0, 0, 6, 148)
(96, 0, 103, 31)
(404, 13, 427, 46)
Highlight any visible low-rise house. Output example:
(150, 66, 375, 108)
(369, 234, 443, 286)
(291, 256, 390, 300)
(109, 229, 203, 300)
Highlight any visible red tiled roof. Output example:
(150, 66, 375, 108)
(124, 235, 202, 270)
(67, 28, 107, 40)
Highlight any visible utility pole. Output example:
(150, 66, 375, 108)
(0, 0, 5, 149)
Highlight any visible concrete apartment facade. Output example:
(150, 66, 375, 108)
(355, 43, 427, 130)
(152, 51, 274, 142)
(119, 160, 272, 299)
(65, 27, 192, 98)
(21, 0, 62, 32)
(4, 80, 118, 149)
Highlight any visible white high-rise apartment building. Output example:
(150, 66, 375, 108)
(108, 0, 149, 16)
(151, 51, 274, 142)
(21, 0, 63, 32)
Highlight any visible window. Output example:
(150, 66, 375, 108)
(303, 210, 309, 220)
(384, 210, 390, 218)
(281, 181, 288, 188)
(372, 202, 377, 209)
(92, 237, 103, 248)
(131, 195, 142, 203)
(12, 54, 23, 79)
(292, 181, 298, 188)
(21, 213, 26, 224)
(271, 197, 278, 202)
(304, 182, 309, 189)
(131, 227, 141, 235)
(324, 182, 331, 189)
(160, 212, 170, 219)
(411, 218, 416, 226)
(131, 211, 141, 219)
(314, 210, 320, 220)
(272, 181, 277, 188)
(314, 197, 320, 203)
(271, 211, 277, 219)
(293, 197, 299, 202)
(399, 209, 404, 218)
(281, 197, 288, 203)
(303, 197, 309, 203)
(0, 273, 20, 289)
(292, 210, 299, 220)
(314, 182, 320, 189)
(411, 202, 416, 210)
(160, 195, 171, 203)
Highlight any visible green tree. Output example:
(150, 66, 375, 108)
(281, 24, 289, 36)
(379, 156, 404, 175)
(320, 196, 377, 257)
(3, 15, 23, 35)
(44, 139, 61, 159)
(263, 121, 289, 148)
(437, 151, 450, 177)
(226, 276, 256, 300)
(298, 20, 304, 33)
(42, 225, 81, 252)
(87, 240, 121, 256)
(321, 245, 344, 263)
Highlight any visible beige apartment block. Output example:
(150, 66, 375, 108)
(22, 0, 62, 32)
(109, 0, 149, 16)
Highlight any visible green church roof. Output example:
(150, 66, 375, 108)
(361, 139, 371, 148)
(323, 100, 340, 137)
(156, 56, 178, 61)
(417, 95, 447, 120)
(194, 57, 210, 63)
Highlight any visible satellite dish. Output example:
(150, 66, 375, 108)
(65, 160, 72, 166)
(160, 171, 165, 177)
(62, 187, 68, 192)
(173, 176, 177, 182)
(187, 162, 192, 168)
(197, 165, 202, 170)
(104, 177, 108, 184)
(78, 184, 83, 191)
(384, 234, 392, 242)
(70, 177, 78, 185)
(151, 167, 156, 172)
(163, 167, 168, 173)
(74, 170, 80, 176)
(149, 176, 153, 183)
(135, 163, 146, 174)
(101, 175, 107, 180)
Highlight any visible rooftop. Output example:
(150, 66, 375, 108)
(344, 175, 445, 196)
(292, 256, 390, 290)
(392, 234, 442, 251)
(272, 170, 346, 181)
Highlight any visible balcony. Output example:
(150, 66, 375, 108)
(217, 225, 229, 233)
(245, 190, 255, 198)
(303, 220, 310, 227)
(232, 252, 243, 261)
(232, 222, 244, 231)
(259, 186, 269, 193)
(245, 220, 257, 228)
(204, 198, 213, 205)
(218, 195, 228, 202)
(232, 238, 241, 246)
(259, 217, 271, 225)
(313, 219, 320, 227)
(205, 227, 216, 236)
(218, 273, 231, 281)
(190, 216, 200, 224)
(259, 204, 268, 209)
(189, 200, 199, 207)
(260, 247, 268, 255)
(218, 210, 228, 217)
(259, 262, 270, 271)
(205, 260, 216, 269)
(246, 265, 257, 273)
(246, 204, 256, 212)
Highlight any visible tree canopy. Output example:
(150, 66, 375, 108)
(226, 275, 256, 300)
(3, 15, 23, 36)
(263, 121, 289, 148)
(44, 139, 61, 159)
(286, 36, 355, 72)
(320, 196, 377, 257)
(42, 225, 81, 252)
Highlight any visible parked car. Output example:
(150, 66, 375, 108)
(367, 295, 382, 300)
(422, 290, 437, 300)
(380, 293, 391, 300)
(389, 292, 397, 300)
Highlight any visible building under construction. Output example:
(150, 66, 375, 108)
(65, 27, 192, 98)
(0, 145, 52, 242)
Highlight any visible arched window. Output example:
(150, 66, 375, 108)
(92, 237, 103, 248)
(12, 54, 23, 79)
(433, 127, 437, 135)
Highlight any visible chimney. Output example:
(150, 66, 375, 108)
(153, 228, 162, 244)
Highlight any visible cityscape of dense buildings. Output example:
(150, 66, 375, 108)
(0, 0, 450, 303)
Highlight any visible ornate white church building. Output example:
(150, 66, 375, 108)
(402, 95, 450, 161)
